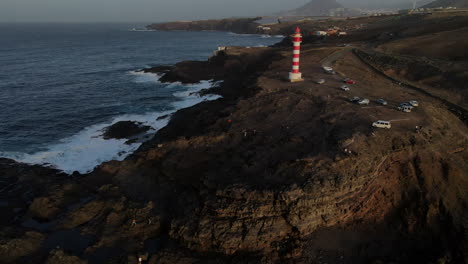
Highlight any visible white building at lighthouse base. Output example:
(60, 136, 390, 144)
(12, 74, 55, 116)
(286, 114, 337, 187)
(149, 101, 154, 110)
(289, 72, 303, 82)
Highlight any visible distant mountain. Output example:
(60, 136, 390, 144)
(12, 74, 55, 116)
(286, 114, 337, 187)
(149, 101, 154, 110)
(280, 0, 343, 16)
(423, 0, 468, 8)
(340, 0, 414, 9)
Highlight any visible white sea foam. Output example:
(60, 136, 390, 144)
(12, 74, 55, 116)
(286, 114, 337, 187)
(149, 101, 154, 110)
(1, 80, 222, 174)
(227, 32, 284, 39)
(227, 32, 255, 37)
(171, 80, 222, 108)
(172, 80, 215, 97)
(130, 28, 156, 32)
(128, 70, 163, 83)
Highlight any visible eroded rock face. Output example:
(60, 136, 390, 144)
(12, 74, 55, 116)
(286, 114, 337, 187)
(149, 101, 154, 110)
(162, 149, 466, 259)
(98, 87, 466, 262)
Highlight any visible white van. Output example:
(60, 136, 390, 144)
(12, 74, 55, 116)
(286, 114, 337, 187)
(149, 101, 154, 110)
(358, 98, 370, 105)
(372, 120, 391, 129)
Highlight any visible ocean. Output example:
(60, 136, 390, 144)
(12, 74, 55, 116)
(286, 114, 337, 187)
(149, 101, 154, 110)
(0, 23, 282, 173)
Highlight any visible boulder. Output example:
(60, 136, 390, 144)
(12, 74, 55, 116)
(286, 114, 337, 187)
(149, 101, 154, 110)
(28, 197, 61, 221)
(102, 121, 151, 140)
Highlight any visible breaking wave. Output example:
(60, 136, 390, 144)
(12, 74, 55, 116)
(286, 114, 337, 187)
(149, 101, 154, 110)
(1, 80, 222, 174)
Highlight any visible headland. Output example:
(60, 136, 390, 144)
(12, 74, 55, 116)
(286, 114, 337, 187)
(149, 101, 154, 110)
(1, 11, 468, 264)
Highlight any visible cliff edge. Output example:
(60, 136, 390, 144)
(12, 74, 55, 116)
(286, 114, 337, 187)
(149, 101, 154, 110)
(1, 12, 467, 264)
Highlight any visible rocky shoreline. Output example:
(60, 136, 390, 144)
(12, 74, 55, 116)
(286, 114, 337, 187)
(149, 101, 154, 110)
(1, 14, 468, 264)
(146, 18, 263, 35)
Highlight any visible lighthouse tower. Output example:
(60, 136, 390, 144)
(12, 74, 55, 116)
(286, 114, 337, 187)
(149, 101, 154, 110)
(289, 27, 303, 82)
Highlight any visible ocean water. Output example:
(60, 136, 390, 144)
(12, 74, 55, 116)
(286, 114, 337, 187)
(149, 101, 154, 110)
(0, 23, 282, 173)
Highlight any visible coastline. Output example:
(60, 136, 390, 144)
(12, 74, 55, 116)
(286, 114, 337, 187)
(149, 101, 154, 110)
(0, 27, 282, 174)
(0, 76, 222, 174)
(0, 44, 284, 263)
(1, 13, 468, 263)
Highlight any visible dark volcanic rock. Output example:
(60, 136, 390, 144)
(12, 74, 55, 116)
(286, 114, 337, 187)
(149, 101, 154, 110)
(102, 121, 151, 140)
(28, 197, 61, 221)
(0, 231, 45, 263)
(143, 51, 229, 84)
(147, 17, 262, 34)
(45, 249, 87, 264)
(0, 158, 69, 226)
(142, 65, 173, 74)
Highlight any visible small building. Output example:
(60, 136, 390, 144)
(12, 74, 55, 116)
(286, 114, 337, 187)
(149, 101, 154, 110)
(257, 26, 272, 32)
(327, 29, 338, 35)
(209, 46, 228, 60)
(315, 31, 327, 36)
(338, 32, 348, 36)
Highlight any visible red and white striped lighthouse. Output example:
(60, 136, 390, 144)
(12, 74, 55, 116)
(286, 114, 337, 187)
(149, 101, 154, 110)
(289, 26, 303, 82)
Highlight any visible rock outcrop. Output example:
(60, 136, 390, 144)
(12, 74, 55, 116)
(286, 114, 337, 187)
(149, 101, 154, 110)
(0, 232, 45, 263)
(102, 121, 151, 140)
(46, 250, 87, 264)
(147, 18, 262, 34)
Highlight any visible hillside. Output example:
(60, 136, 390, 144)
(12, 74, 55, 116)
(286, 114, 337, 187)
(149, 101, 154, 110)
(423, 0, 468, 8)
(280, 0, 343, 16)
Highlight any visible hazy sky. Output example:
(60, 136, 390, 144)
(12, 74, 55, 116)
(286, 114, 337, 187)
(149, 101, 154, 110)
(0, 0, 414, 23)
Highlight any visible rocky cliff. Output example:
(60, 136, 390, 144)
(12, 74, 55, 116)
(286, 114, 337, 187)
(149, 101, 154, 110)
(146, 18, 262, 34)
(1, 13, 467, 264)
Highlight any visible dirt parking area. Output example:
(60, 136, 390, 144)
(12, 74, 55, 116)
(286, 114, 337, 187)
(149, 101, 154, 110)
(260, 46, 431, 133)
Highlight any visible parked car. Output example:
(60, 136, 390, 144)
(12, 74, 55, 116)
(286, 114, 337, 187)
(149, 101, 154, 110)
(316, 79, 325, 84)
(344, 78, 356, 84)
(358, 98, 370, 105)
(323, 66, 336, 74)
(349, 96, 360, 102)
(409, 100, 419, 107)
(376, 99, 388, 105)
(397, 106, 412, 113)
(372, 120, 391, 129)
(400, 102, 414, 109)
(341, 85, 350, 91)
